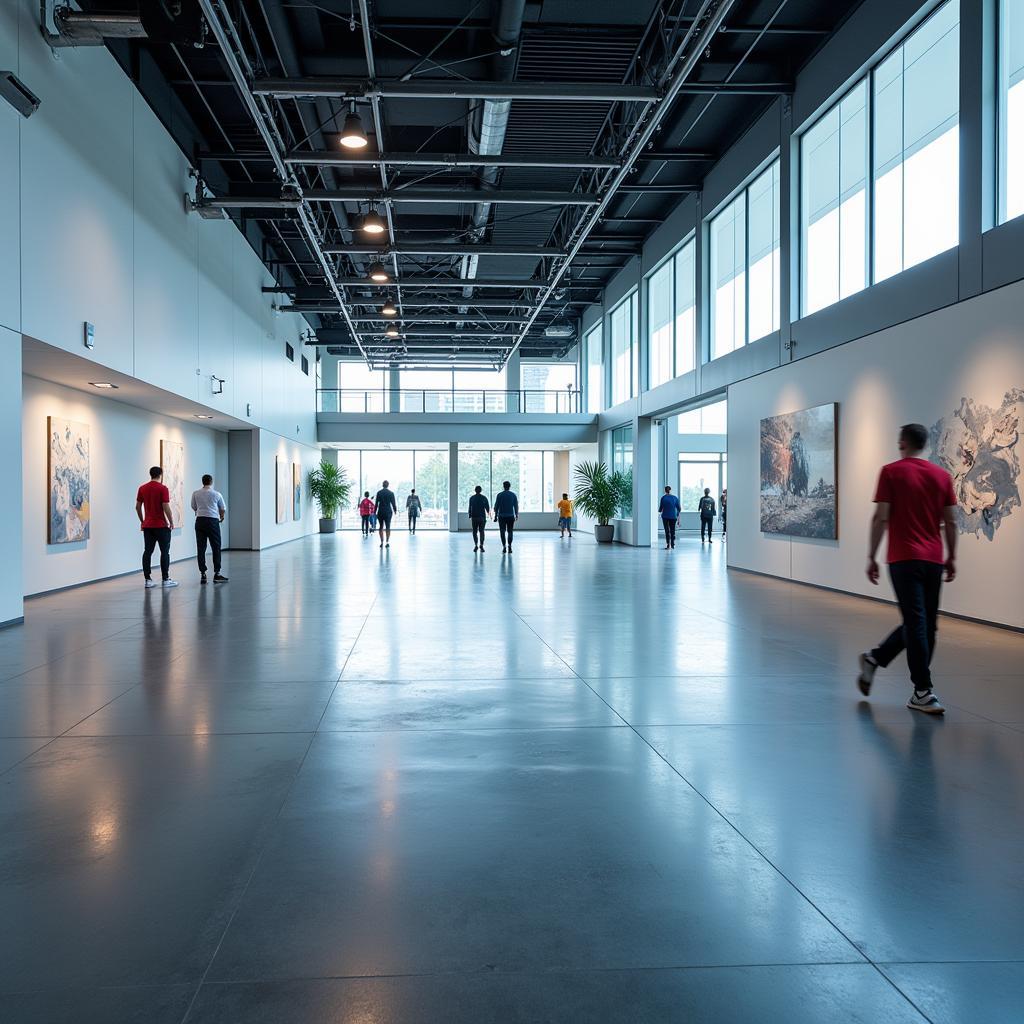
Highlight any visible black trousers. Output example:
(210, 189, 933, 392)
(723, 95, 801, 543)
(721, 510, 727, 534)
(361, 514, 371, 536)
(498, 517, 515, 548)
(873, 560, 943, 691)
(408, 514, 418, 533)
(663, 517, 677, 546)
(143, 527, 171, 580)
(471, 518, 487, 546)
(195, 517, 222, 574)
(700, 515, 714, 541)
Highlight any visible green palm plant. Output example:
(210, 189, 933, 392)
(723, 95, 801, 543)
(573, 460, 630, 527)
(308, 461, 352, 521)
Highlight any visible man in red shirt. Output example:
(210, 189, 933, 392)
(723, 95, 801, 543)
(135, 466, 179, 589)
(858, 423, 957, 713)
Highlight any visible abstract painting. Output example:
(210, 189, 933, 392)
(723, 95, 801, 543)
(292, 461, 302, 521)
(760, 403, 838, 539)
(160, 439, 185, 528)
(276, 456, 289, 524)
(929, 387, 1023, 540)
(48, 416, 91, 544)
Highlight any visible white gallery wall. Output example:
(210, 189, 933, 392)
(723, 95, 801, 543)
(257, 431, 323, 549)
(22, 377, 229, 595)
(728, 279, 1024, 629)
(0, 328, 24, 624)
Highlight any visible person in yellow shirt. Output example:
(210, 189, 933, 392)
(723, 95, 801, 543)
(557, 493, 573, 539)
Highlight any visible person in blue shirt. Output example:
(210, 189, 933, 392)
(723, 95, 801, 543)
(658, 485, 681, 549)
(492, 480, 519, 553)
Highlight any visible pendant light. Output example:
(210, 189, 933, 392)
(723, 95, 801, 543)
(339, 103, 368, 150)
(368, 262, 390, 282)
(381, 301, 397, 316)
(361, 208, 386, 235)
(385, 326, 400, 338)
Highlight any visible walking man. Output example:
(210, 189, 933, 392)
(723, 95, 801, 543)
(493, 480, 519, 553)
(191, 474, 228, 584)
(858, 423, 958, 714)
(136, 466, 178, 589)
(658, 485, 681, 549)
(557, 493, 573, 539)
(375, 479, 398, 548)
(698, 487, 717, 543)
(720, 487, 728, 537)
(469, 485, 490, 552)
(406, 489, 422, 533)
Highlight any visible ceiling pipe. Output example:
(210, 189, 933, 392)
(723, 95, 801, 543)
(285, 150, 621, 170)
(253, 79, 661, 102)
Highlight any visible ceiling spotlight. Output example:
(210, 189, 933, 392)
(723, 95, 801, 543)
(193, 414, 214, 420)
(89, 381, 118, 389)
(381, 301, 397, 316)
(385, 326, 400, 338)
(368, 262, 390, 282)
(339, 106, 367, 150)
(361, 208, 386, 235)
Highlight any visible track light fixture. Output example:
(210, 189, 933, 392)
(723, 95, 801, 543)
(368, 262, 390, 282)
(381, 301, 397, 316)
(339, 103, 367, 150)
(361, 208, 386, 235)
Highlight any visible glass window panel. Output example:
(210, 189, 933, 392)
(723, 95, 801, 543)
(360, 451, 415, 514)
(336, 450, 362, 527)
(748, 161, 781, 341)
(338, 362, 387, 412)
(522, 362, 578, 412)
(611, 426, 634, 520)
(413, 450, 449, 529)
(399, 370, 452, 412)
(1002, 0, 1024, 221)
(701, 400, 728, 434)
(457, 450, 492, 511)
(543, 451, 555, 511)
(585, 324, 604, 412)
(677, 408, 702, 434)
(647, 260, 673, 388)
(710, 192, 746, 359)
(674, 239, 696, 376)
(452, 368, 507, 412)
(679, 459, 721, 513)
(610, 292, 636, 404)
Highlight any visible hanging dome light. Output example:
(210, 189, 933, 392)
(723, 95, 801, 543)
(339, 108, 368, 150)
(361, 208, 386, 235)
(381, 301, 397, 316)
(368, 262, 390, 282)
(385, 326, 400, 338)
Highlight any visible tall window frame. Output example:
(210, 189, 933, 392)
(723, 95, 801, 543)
(609, 290, 638, 406)
(584, 323, 605, 413)
(999, 0, 1024, 224)
(646, 237, 696, 389)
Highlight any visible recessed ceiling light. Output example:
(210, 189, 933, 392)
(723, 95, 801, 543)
(89, 381, 118, 389)
(194, 414, 214, 420)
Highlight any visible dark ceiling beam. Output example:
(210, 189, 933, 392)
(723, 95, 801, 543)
(675, 82, 792, 95)
(252, 78, 662, 102)
(616, 185, 701, 194)
(640, 150, 716, 161)
(286, 150, 622, 170)
(322, 243, 567, 258)
(305, 188, 600, 207)
(348, 316, 526, 325)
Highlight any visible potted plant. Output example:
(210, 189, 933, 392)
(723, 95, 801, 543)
(308, 461, 352, 534)
(573, 460, 630, 543)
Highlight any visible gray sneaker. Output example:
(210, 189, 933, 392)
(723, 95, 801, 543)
(907, 690, 945, 714)
(161, 579, 179, 589)
(857, 653, 878, 696)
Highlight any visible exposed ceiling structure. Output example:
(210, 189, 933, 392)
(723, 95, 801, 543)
(61, 0, 859, 368)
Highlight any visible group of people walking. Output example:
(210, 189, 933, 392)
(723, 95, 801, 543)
(657, 486, 727, 549)
(357, 482, 423, 545)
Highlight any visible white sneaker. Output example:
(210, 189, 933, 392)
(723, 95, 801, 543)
(161, 579, 179, 588)
(144, 579, 156, 589)
(857, 653, 878, 696)
(907, 690, 945, 714)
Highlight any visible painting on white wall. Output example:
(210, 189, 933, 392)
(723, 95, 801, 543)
(292, 462, 301, 521)
(760, 403, 837, 539)
(276, 456, 289, 524)
(160, 439, 185, 528)
(48, 417, 91, 544)
(929, 388, 1023, 540)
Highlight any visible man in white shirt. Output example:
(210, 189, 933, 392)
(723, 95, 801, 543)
(191, 474, 228, 584)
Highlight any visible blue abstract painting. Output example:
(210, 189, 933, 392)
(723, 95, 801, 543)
(48, 416, 91, 544)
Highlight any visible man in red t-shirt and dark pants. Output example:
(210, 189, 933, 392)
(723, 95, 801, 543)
(135, 466, 179, 589)
(858, 423, 957, 714)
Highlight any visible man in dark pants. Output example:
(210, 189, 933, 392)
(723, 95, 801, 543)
(191, 474, 228, 584)
(468, 485, 490, 552)
(658, 485, 680, 549)
(858, 423, 958, 714)
(136, 466, 178, 589)
(698, 488, 716, 543)
(493, 480, 519, 553)
(375, 479, 398, 548)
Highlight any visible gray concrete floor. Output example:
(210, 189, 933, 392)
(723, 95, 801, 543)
(0, 531, 1022, 1023)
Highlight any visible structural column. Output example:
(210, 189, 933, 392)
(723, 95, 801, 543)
(505, 349, 520, 410)
(320, 355, 338, 412)
(448, 441, 459, 533)
(632, 414, 654, 548)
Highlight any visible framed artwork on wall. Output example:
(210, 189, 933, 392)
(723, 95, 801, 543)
(292, 462, 301, 520)
(48, 416, 91, 544)
(760, 403, 838, 539)
(276, 456, 289, 524)
(160, 439, 185, 528)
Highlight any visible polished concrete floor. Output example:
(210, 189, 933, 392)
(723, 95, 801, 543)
(1, 531, 1022, 1023)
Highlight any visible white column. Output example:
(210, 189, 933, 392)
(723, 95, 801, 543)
(448, 441, 459, 532)
(1, 327, 23, 624)
(632, 415, 654, 548)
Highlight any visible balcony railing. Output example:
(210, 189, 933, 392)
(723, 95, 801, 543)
(318, 388, 583, 414)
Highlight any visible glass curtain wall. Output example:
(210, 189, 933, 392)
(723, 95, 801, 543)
(456, 450, 559, 512)
(646, 239, 696, 388)
(1001, 0, 1024, 223)
(585, 324, 604, 412)
(521, 362, 578, 412)
(398, 369, 507, 412)
(334, 450, 450, 529)
(678, 453, 727, 513)
(611, 425, 634, 520)
(337, 361, 388, 412)
(609, 291, 638, 405)
(873, 0, 960, 283)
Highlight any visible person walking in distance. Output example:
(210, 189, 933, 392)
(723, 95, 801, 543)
(698, 487, 717, 543)
(858, 423, 958, 715)
(191, 474, 228, 584)
(658, 485, 681, 549)
(493, 480, 519, 553)
(557, 493, 573, 539)
(375, 479, 398, 548)
(136, 466, 178, 589)
(406, 489, 422, 533)
(720, 487, 728, 537)
(468, 485, 490, 552)
(358, 491, 374, 537)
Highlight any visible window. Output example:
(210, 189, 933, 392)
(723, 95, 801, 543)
(452, 368, 507, 413)
(611, 425, 633, 520)
(301, 355, 310, 376)
(677, 399, 728, 436)
(456, 449, 560, 513)
(678, 453, 727, 514)
(801, 81, 869, 316)
(585, 324, 604, 413)
(336, 449, 450, 529)
(521, 362, 578, 412)
(873, 0, 960, 283)
(709, 160, 780, 360)
(399, 370, 453, 412)
(646, 239, 696, 389)
(339, 362, 388, 412)
(610, 291, 638, 405)
(285, 342, 295, 362)
(1000, 0, 1024, 222)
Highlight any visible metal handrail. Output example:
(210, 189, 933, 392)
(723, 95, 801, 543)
(317, 387, 583, 414)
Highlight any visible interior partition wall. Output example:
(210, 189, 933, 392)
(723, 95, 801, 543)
(335, 449, 450, 529)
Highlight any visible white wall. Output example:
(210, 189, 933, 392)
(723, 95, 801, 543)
(728, 280, 1024, 629)
(568, 443, 599, 535)
(22, 377, 229, 594)
(257, 431, 323, 549)
(0, 328, 23, 623)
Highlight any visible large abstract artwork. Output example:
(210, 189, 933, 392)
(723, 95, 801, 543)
(929, 388, 1023, 540)
(760, 403, 838, 539)
(160, 439, 185, 528)
(292, 462, 302, 521)
(276, 456, 289, 524)
(48, 417, 91, 544)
